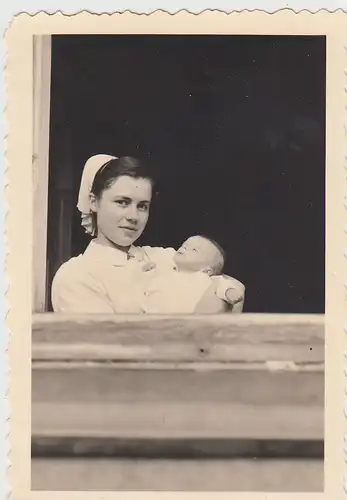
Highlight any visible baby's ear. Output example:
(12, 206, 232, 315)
(202, 267, 213, 277)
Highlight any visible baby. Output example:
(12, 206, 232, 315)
(140, 235, 245, 314)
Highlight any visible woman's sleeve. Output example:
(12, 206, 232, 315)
(141, 246, 176, 264)
(51, 264, 114, 314)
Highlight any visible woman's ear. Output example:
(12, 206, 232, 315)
(89, 192, 98, 213)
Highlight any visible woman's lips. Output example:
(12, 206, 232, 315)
(120, 226, 137, 232)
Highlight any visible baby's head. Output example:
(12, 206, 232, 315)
(174, 235, 225, 276)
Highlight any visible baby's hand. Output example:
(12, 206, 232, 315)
(142, 261, 156, 272)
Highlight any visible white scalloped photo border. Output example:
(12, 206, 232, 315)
(3, 8, 347, 499)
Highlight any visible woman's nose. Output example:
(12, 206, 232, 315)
(125, 205, 139, 222)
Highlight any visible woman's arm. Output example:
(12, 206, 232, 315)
(194, 283, 229, 314)
(141, 246, 176, 262)
(194, 276, 245, 314)
(51, 263, 114, 314)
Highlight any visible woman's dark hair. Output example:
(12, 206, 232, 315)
(91, 156, 156, 198)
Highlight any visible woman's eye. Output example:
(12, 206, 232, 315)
(116, 200, 128, 207)
(138, 204, 149, 212)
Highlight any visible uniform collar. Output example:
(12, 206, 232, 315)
(83, 240, 143, 266)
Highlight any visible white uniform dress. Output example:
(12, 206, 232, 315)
(52, 241, 244, 314)
(51, 240, 175, 313)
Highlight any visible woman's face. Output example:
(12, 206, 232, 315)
(90, 175, 152, 248)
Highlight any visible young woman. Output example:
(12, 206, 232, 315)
(51, 154, 245, 313)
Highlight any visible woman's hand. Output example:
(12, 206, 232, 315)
(218, 275, 245, 312)
(224, 285, 245, 307)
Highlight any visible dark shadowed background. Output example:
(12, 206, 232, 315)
(47, 35, 325, 313)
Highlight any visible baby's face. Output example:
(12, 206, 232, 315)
(174, 236, 221, 273)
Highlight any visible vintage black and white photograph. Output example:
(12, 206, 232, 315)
(29, 30, 326, 491)
(35, 34, 326, 318)
(5, 10, 340, 494)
